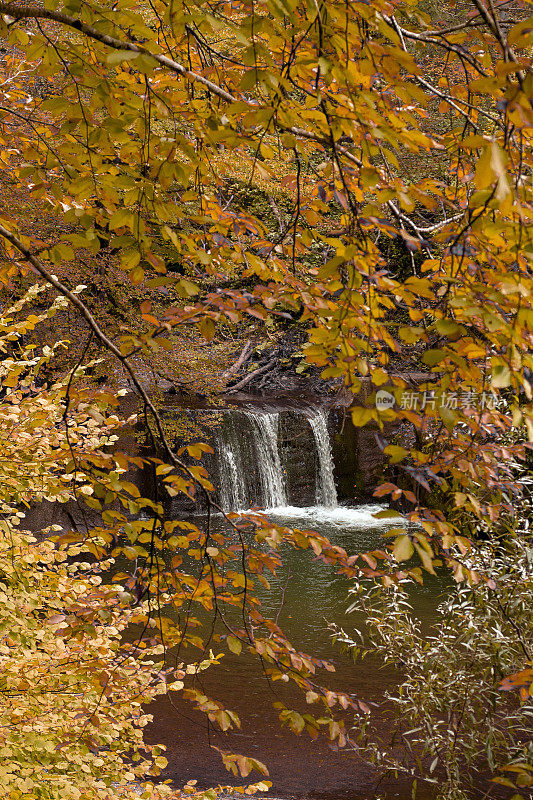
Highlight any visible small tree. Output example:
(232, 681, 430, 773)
(0, 292, 198, 800)
(332, 531, 533, 800)
(0, 295, 351, 797)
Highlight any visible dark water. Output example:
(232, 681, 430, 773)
(25, 401, 441, 798)
(146, 504, 445, 800)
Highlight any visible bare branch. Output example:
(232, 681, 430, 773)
(390, 15, 502, 132)
(223, 340, 253, 378)
(224, 357, 277, 393)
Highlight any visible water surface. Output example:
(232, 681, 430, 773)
(147, 503, 444, 800)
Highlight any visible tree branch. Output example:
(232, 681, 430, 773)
(0, 2, 237, 103)
(390, 15, 502, 132)
(223, 340, 253, 378)
(0, 5, 470, 261)
(224, 357, 277, 393)
(0, 221, 192, 477)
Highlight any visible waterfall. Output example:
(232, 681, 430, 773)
(307, 409, 338, 508)
(217, 413, 249, 511)
(219, 441, 248, 512)
(215, 407, 337, 511)
(245, 411, 287, 508)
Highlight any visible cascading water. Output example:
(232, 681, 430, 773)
(219, 443, 247, 512)
(216, 412, 249, 511)
(215, 406, 340, 512)
(244, 411, 287, 509)
(306, 408, 338, 508)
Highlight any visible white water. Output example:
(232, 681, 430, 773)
(219, 443, 248, 512)
(263, 503, 396, 529)
(244, 411, 287, 509)
(306, 408, 338, 508)
(216, 412, 250, 511)
(216, 406, 368, 515)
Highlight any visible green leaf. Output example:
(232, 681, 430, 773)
(435, 319, 460, 336)
(373, 509, 403, 519)
(176, 279, 199, 297)
(121, 249, 141, 271)
(422, 349, 447, 367)
(384, 445, 410, 464)
(399, 327, 424, 344)
(198, 318, 215, 342)
(491, 364, 511, 388)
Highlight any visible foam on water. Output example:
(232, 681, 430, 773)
(260, 503, 400, 529)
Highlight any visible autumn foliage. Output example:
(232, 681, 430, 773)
(0, 0, 531, 797)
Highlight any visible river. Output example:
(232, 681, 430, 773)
(144, 405, 445, 799)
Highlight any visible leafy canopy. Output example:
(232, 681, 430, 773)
(0, 0, 531, 796)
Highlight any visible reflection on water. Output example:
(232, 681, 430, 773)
(147, 504, 444, 800)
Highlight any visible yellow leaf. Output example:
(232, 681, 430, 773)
(227, 635, 242, 655)
(393, 535, 414, 562)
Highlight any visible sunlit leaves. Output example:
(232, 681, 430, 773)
(393, 534, 414, 562)
(0, 0, 531, 794)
